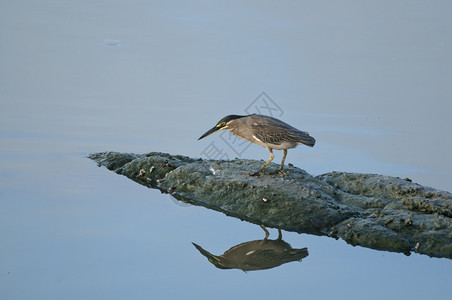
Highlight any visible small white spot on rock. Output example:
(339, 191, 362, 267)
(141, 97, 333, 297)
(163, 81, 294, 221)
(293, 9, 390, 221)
(209, 167, 216, 175)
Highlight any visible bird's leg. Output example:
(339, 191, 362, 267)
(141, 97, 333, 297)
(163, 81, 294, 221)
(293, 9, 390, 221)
(250, 148, 274, 176)
(280, 149, 287, 170)
(277, 228, 282, 241)
(260, 224, 270, 240)
(275, 149, 289, 175)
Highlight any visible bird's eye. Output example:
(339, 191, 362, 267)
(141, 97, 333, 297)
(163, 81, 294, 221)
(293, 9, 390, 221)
(217, 122, 226, 128)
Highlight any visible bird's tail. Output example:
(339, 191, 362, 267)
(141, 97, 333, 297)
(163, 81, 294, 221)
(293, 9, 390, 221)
(298, 132, 316, 147)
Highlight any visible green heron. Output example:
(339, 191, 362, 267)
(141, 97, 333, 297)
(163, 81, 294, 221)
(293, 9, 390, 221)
(192, 225, 309, 271)
(198, 114, 315, 175)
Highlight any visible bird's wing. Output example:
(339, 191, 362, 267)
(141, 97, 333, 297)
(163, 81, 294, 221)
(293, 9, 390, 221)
(252, 123, 308, 145)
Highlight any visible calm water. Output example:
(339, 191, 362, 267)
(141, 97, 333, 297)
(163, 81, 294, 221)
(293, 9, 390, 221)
(1, 1, 451, 299)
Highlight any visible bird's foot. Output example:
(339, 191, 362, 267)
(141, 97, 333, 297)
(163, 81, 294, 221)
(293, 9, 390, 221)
(246, 169, 287, 176)
(247, 171, 261, 176)
(268, 169, 288, 176)
(278, 169, 288, 176)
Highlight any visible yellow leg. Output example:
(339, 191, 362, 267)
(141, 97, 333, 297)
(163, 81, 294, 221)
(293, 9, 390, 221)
(250, 148, 274, 176)
(280, 149, 287, 170)
(260, 224, 270, 240)
(258, 148, 274, 172)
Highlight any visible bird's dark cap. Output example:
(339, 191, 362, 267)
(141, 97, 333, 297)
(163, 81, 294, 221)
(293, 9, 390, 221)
(216, 114, 247, 124)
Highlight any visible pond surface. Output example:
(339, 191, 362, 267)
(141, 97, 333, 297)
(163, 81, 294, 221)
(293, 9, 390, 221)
(1, 1, 451, 299)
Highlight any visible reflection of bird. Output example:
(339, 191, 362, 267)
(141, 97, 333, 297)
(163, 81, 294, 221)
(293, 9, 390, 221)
(198, 114, 315, 175)
(192, 226, 308, 271)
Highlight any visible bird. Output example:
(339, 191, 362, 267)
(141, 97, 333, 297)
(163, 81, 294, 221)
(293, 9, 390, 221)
(198, 114, 315, 175)
(192, 226, 309, 271)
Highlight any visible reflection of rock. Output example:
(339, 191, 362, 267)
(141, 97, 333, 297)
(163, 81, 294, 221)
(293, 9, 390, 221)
(193, 226, 308, 271)
(88, 151, 452, 259)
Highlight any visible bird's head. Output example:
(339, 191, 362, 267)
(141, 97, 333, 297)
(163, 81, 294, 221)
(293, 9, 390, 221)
(198, 114, 246, 140)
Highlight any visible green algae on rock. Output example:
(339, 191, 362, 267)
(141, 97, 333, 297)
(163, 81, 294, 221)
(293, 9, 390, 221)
(88, 151, 452, 259)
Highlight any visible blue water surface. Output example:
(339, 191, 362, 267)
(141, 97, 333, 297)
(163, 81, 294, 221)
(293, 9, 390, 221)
(1, 1, 451, 299)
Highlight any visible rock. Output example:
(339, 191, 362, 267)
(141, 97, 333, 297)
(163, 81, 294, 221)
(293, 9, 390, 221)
(88, 151, 452, 259)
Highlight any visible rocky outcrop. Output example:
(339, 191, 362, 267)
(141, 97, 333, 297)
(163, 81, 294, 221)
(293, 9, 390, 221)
(89, 151, 452, 259)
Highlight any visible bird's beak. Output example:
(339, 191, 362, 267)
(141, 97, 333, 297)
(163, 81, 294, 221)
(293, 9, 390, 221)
(192, 242, 221, 267)
(192, 242, 215, 259)
(192, 242, 223, 267)
(198, 126, 221, 140)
